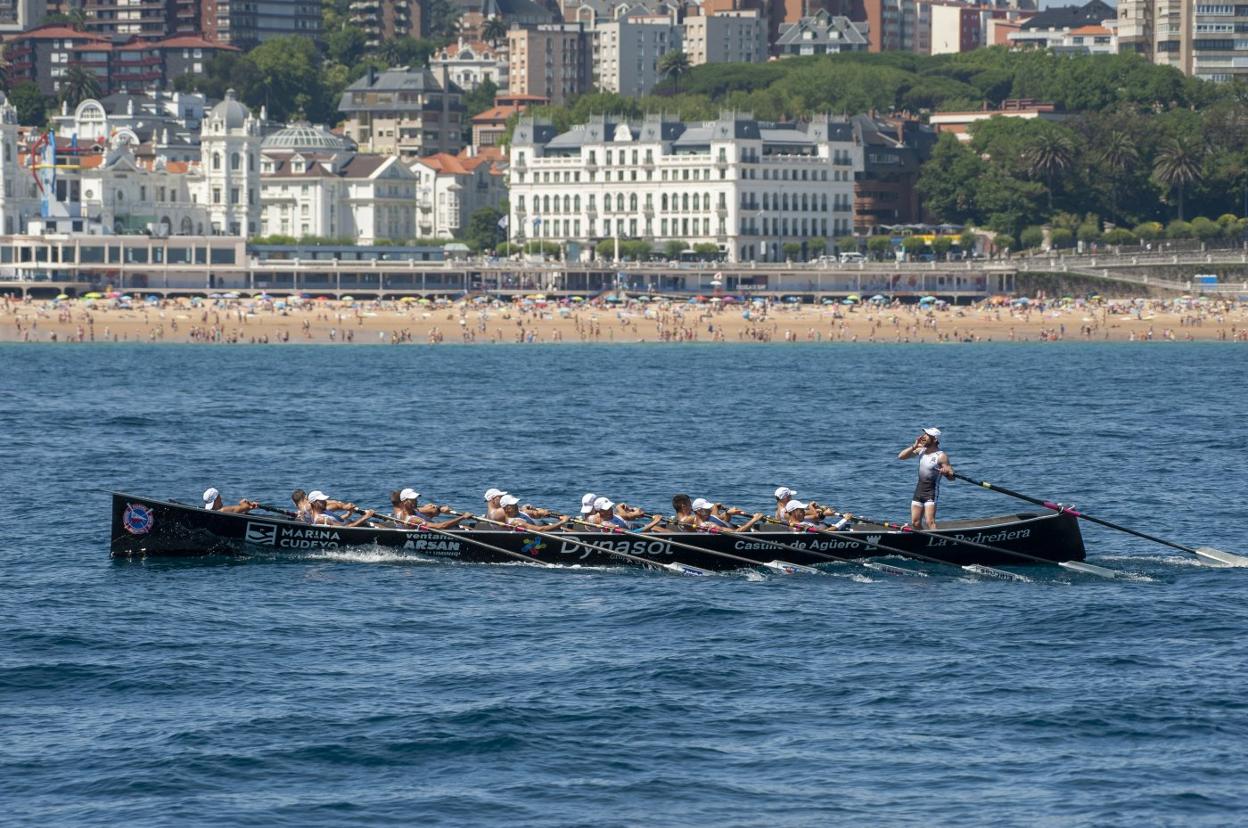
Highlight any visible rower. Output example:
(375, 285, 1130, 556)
(292, 488, 354, 522)
(773, 486, 797, 521)
(202, 487, 257, 514)
(394, 488, 471, 529)
(390, 489, 445, 519)
(667, 494, 699, 529)
(500, 494, 569, 529)
(784, 500, 853, 530)
(580, 492, 597, 520)
(692, 498, 765, 532)
(591, 497, 662, 532)
(898, 427, 955, 529)
(483, 488, 508, 522)
(307, 490, 375, 527)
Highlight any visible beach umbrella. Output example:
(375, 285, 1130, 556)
(435, 297, 449, 304)
(919, 295, 937, 303)
(83, 291, 103, 299)
(721, 296, 738, 304)
(842, 298, 857, 305)
(709, 297, 722, 302)
(118, 294, 133, 301)
(783, 295, 801, 303)
(55, 293, 69, 300)
(687, 297, 701, 304)
(570, 296, 585, 302)
(417, 298, 432, 305)
(145, 295, 160, 302)
(870, 294, 887, 303)
(528, 293, 546, 300)
(605, 295, 624, 303)
(340, 295, 355, 302)
(822, 298, 837, 305)
(400, 296, 418, 303)
(847, 293, 861, 302)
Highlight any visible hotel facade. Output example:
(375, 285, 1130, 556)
(507, 113, 860, 263)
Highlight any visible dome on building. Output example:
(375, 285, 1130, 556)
(209, 89, 251, 131)
(261, 123, 356, 152)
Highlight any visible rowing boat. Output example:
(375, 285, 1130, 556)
(109, 493, 1086, 570)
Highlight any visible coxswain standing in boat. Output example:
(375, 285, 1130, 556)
(589, 497, 663, 532)
(897, 427, 955, 529)
(307, 491, 375, 527)
(202, 487, 257, 514)
(292, 488, 355, 522)
(499, 494, 569, 529)
(393, 488, 472, 530)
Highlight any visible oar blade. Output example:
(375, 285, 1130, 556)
(963, 564, 1031, 582)
(862, 561, 927, 577)
(1194, 546, 1248, 568)
(1059, 560, 1127, 579)
(765, 560, 821, 576)
(664, 562, 712, 577)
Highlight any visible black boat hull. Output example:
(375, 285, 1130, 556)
(110, 493, 1086, 570)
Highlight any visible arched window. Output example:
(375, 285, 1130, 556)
(563, 195, 571, 213)
(212, 152, 221, 171)
(821, 194, 828, 211)
(180, 216, 193, 234)
(704, 192, 710, 211)
(763, 193, 770, 210)
(629, 194, 637, 211)
(692, 193, 700, 211)
(542, 195, 550, 213)
(574, 195, 581, 211)
(661, 193, 668, 210)
(616, 194, 624, 211)
(681, 193, 689, 211)
(231, 152, 240, 170)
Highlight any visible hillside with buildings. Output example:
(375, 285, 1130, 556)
(1, 0, 1247, 259)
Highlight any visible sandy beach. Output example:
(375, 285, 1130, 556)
(4, 294, 1248, 345)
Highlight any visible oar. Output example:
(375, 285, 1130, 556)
(446, 511, 711, 576)
(953, 472, 1248, 568)
(756, 514, 1022, 581)
(842, 509, 1128, 580)
(257, 503, 555, 569)
(554, 514, 816, 576)
(645, 513, 927, 578)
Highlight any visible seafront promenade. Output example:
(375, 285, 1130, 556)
(4, 235, 1248, 302)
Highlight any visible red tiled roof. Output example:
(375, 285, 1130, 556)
(154, 35, 239, 51)
(18, 25, 109, 41)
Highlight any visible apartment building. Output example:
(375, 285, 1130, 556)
(506, 23, 593, 105)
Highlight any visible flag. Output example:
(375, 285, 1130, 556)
(533, 216, 542, 227)
(497, 215, 509, 229)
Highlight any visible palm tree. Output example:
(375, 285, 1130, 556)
(658, 50, 691, 95)
(1098, 130, 1139, 221)
(1023, 132, 1075, 212)
(482, 16, 508, 46)
(67, 6, 87, 31)
(59, 64, 101, 108)
(1153, 137, 1204, 220)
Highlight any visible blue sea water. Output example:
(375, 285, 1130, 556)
(2, 342, 1247, 826)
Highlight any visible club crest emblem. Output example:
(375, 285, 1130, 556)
(122, 503, 154, 535)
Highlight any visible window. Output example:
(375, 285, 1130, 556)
(231, 152, 240, 170)
(212, 188, 221, 204)
(212, 153, 221, 170)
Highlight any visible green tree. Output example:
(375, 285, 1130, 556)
(1020, 225, 1045, 249)
(836, 235, 858, 252)
(463, 78, 499, 118)
(691, 242, 720, 259)
(1076, 221, 1102, 245)
(325, 27, 366, 67)
(482, 16, 508, 46)
(245, 36, 325, 122)
(425, 0, 461, 39)
(782, 241, 803, 261)
(463, 205, 504, 251)
(1153, 137, 1205, 220)
(1190, 216, 1221, 240)
(1097, 130, 1139, 221)
(59, 65, 102, 107)
(931, 236, 953, 259)
(663, 239, 689, 258)
(867, 236, 893, 260)
(1166, 219, 1194, 238)
(1050, 227, 1074, 248)
(1134, 221, 1163, 240)
(658, 51, 692, 95)
(1023, 129, 1075, 211)
(1102, 228, 1137, 245)
(808, 237, 827, 257)
(8, 82, 50, 126)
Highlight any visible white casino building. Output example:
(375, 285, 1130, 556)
(507, 112, 859, 262)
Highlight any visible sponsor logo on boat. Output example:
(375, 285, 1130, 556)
(272, 526, 343, 549)
(733, 537, 870, 553)
(245, 522, 277, 546)
(559, 539, 672, 558)
(866, 535, 882, 546)
(403, 538, 461, 556)
(122, 503, 154, 535)
(926, 528, 1032, 547)
(521, 537, 546, 557)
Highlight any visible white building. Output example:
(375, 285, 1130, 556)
(258, 124, 418, 244)
(410, 147, 508, 239)
(508, 113, 859, 263)
(430, 38, 510, 92)
(595, 13, 682, 97)
(683, 10, 767, 66)
(198, 89, 262, 236)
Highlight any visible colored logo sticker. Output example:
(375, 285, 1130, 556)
(521, 537, 546, 557)
(245, 522, 277, 546)
(122, 503, 154, 535)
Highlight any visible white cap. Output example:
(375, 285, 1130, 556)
(484, 488, 507, 501)
(308, 490, 329, 503)
(691, 498, 714, 511)
(580, 492, 597, 514)
(499, 494, 520, 507)
(593, 496, 614, 512)
(923, 427, 942, 438)
(202, 487, 219, 504)
(785, 500, 808, 514)
(774, 486, 795, 500)
(400, 488, 419, 502)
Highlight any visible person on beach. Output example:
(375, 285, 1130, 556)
(202, 487, 257, 514)
(897, 427, 954, 529)
(392, 488, 472, 529)
(307, 490, 375, 527)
